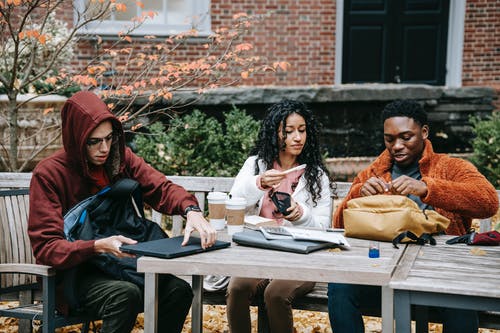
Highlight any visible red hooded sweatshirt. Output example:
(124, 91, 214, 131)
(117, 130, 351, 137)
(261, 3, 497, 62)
(28, 91, 198, 291)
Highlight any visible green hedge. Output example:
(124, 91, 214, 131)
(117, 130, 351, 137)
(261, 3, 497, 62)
(470, 112, 500, 189)
(134, 106, 259, 177)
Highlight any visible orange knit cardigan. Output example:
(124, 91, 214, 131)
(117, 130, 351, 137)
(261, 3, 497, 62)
(333, 140, 499, 236)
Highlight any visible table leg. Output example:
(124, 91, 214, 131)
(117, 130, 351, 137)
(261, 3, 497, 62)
(191, 275, 204, 333)
(144, 273, 158, 333)
(394, 290, 411, 333)
(381, 285, 394, 333)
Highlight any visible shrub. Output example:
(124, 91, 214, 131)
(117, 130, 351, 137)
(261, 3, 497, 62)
(134, 106, 260, 177)
(470, 112, 500, 189)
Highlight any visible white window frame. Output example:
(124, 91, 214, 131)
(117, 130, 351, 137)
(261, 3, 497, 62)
(74, 0, 211, 37)
(334, 0, 465, 87)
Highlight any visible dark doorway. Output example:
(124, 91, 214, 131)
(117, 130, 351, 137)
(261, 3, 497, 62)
(342, 0, 449, 85)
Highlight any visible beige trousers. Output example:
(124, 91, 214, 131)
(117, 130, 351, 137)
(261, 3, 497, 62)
(226, 277, 315, 333)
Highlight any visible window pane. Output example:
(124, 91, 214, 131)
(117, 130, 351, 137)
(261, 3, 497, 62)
(84, 0, 112, 20)
(142, 0, 165, 24)
(114, 0, 137, 21)
(167, 0, 192, 25)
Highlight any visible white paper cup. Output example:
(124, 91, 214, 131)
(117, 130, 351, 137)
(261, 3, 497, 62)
(227, 224, 244, 235)
(210, 218, 226, 231)
(225, 197, 246, 235)
(207, 192, 227, 230)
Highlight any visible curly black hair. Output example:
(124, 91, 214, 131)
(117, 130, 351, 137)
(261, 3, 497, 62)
(250, 99, 334, 205)
(381, 99, 428, 126)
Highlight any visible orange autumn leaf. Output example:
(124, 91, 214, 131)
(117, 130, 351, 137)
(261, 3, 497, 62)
(135, 1, 144, 9)
(117, 112, 130, 122)
(123, 35, 132, 43)
(162, 92, 173, 100)
(37, 34, 47, 44)
(71, 75, 97, 86)
(115, 3, 127, 12)
(241, 71, 249, 79)
(45, 77, 58, 85)
(145, 11, 156, 19)
(43, 107, 54, 115)
(273, 61, 290, 71)
(131, 123, 142, 131)
(232, 12, 248, 20)
(235, 43, 253, 52)
(107, 103, 115, 110)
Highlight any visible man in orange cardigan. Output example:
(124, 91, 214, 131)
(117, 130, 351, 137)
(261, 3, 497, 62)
(328, 99, 499, 333)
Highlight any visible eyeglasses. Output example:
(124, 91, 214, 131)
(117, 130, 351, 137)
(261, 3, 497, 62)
(86, 132, 118, 148)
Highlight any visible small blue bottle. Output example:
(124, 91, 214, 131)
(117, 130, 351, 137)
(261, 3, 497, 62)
(368, 241, 380, 258)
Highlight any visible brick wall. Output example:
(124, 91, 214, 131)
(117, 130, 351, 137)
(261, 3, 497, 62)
(63, 1, 498, 92)
(462, 0, 500, 110)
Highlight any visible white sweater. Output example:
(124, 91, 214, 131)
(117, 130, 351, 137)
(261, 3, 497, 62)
(230, 156, 332, 228)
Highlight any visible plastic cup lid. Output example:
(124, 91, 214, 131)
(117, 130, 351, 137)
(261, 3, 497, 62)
(207, 191, 227, 200)
(225, 197, 247, 206)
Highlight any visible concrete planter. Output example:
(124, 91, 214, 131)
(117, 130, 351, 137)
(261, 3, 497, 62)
(0, 94, 66, 171)
(325, 156, 375, 181)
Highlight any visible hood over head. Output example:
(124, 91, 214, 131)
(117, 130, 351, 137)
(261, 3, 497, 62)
(60, 91, 125, 179)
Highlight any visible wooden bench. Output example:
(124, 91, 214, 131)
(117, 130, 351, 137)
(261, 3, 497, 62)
(1, 172, 499, 332)
(0, 188, 95, 333)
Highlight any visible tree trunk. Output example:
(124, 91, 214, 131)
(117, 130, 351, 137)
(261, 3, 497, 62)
(7, 94, 18, 171)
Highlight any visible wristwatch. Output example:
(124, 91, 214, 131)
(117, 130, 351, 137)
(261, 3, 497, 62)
(183, 205, 202, 217)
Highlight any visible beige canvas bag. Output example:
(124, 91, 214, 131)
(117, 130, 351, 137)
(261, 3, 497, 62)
(343, 195, 450, 247)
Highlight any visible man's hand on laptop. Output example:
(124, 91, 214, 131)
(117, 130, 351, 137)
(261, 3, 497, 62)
(94, 235, 137, 258)
(183, 211, 217, 249)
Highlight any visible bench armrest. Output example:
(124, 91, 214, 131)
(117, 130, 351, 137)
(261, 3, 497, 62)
(0, 263, 55, 276)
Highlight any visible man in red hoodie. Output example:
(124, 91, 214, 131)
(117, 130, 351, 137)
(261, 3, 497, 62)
(328, 99, 498, 333)
(28, 91, 216, 333)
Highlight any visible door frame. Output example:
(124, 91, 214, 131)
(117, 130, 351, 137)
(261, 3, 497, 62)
(334, 0, 466, 87)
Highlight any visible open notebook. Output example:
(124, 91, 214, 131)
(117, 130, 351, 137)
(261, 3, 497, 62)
(260, 226, 350, 247)
(120, 236, 231, 259)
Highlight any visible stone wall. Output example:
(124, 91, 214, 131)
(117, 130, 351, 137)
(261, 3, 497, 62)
(0, 95, 66, 171)
(1, 84, 495, 175)
(162, 84, 496, 156)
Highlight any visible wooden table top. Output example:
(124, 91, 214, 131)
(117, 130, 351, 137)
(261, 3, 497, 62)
(390, 235, 500, 298)
(138, 233, 405, 285)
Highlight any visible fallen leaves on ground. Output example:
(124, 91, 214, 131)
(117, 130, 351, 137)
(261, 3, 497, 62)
(1, 303, 500, 332)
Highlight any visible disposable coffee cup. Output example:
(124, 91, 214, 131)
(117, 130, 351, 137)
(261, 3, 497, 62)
(225, 196, 247, 235)
(207, 192, 227, 230)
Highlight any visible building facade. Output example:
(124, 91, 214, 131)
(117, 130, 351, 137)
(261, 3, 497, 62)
(64, 0, 499, 96)
(17, 0, 496, 169)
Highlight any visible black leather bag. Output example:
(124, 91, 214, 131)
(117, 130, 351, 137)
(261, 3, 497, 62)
(64, 178, 167, 309)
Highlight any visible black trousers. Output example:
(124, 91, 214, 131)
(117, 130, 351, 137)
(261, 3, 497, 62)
(77, 270, 193, 333)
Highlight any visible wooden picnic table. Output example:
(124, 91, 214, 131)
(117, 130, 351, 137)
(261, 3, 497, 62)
(390, 235, 500, 333)
(137, 230, 406, 333)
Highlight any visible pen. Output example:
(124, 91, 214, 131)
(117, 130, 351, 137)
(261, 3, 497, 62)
(282, 164, 306, 174)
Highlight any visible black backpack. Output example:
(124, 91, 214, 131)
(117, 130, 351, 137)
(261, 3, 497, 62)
(63, 178, 167, 309)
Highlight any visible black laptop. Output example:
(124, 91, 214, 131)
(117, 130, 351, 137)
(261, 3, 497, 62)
(120, 236, 231, 259)
(232, 230, 334, 254)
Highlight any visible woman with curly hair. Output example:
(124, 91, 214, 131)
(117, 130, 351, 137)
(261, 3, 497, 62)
(226, 99, 334, 333)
